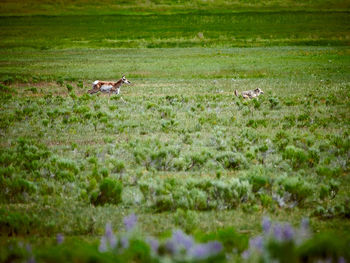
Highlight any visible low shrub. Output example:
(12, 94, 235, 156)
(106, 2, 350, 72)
(0, 209, 38, 235)
(90, 178, 123, 206)
(282, 145, 309, 169)
(215, 151, 248, 170)
(280, 177, 314, 203)
(316, 165, 342, 177)
(139, 178, 253, 211)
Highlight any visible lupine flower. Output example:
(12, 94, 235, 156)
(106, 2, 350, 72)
(147, 237, 159, 253)
(282, 223, 294, 241)
(189, 244, 208, 259)
(105, 223, 117, 248)
(165, 239, 177, 254)
(189, 241, 223, 260)
(262, 217, 271, 234)
(165, 230, 194, 255)
(273, 223, 284, 241)
(56, 233, 64, 245)
(249, 236, 263, 252)
(120, 237, 129, 249)
(105, 222, 113, 238)
(123, 213, 138, 231)
(338, 257, 346, 263)
(242, 250, 250, 259)
(99, 236, 108, 252)
(173, 230, 194, 251)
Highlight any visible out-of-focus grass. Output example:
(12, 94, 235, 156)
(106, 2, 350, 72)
(0, 12, 349, 49)
(0, 0, 349, 16)
(1, 47, 349, 81)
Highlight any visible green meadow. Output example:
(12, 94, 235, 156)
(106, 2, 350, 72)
(1, 1, 350, 262)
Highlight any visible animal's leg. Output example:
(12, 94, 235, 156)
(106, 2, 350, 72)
(88, 85, 99, 94)
(120, 96, 126, 103)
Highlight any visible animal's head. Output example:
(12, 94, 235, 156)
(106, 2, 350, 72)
(121, 75, 131, 84)
(254, 88, 264, 95)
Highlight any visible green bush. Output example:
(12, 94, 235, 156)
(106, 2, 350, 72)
(248, 173, 270, 192)
(282, 145, 308, 169)
(0, 83, 11, 93)
(90, 178, 123, 206)
(0, 209, 38, 235)
(49, 157, 79, 182)
(139, 178, 253, 211)
(316, 165, 342, 177)
(66, 83, 74, 92)
(0, 177, 37, 203)
(216, 151, 248, 170)
(281, 177, 313, 203)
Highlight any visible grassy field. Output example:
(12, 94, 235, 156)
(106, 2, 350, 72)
(0, 12, 349, 50)
(1, 0, 349, 16)
(1, 1, 350, 262)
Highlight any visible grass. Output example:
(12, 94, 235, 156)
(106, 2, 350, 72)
(0, 0, 350, 261)
(1, 46, 349, 234)
(1, 0, 349, 16)
(0, 12, 349, 49)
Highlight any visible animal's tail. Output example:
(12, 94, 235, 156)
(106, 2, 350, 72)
(234, 90, 239, 97)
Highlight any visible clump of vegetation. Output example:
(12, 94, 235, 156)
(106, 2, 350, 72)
(282, 145, 319, 169)
(139, 177, 253, 211)
(215, 151, 248, 170)
(280, 176, 314, 204)
(90, 178, 123, 206)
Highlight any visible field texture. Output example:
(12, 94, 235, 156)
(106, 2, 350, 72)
(1, 1, 350, 262)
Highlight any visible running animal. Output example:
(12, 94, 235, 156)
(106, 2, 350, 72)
(234, 88, 264, 99)
(88, 75, 131, 95)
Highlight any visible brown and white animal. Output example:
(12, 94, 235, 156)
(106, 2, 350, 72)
(234, 88, 264, 99)
(88, 75, 131, 95)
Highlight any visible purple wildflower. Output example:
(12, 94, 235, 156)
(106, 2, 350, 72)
(190, 244, 208, 259)
(242, 250, 250, 259)
(206, 241, 223, 254)
(99, 236, 108, 252)
(300, 218, 309, 232)
(56, 233, 64, 245)
(123, 213, 138, 231)
(273, 223, 284, 242)
(189, 241, 222, 260)
(165, 239, 177, 254)
(262, 217, 271, 234)
(165, 230, 194, 254)
(338, 257, 346, 263)
(282, 223, 294, 241)
(249, 236, 263, 252)
(173, 230, 194, 251)
(120, 237, 129, 249)
(147, 237, 159, 253)
(105, 223, 117, 248)
(105, 222, 113, 238)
